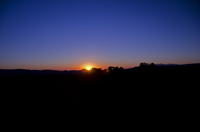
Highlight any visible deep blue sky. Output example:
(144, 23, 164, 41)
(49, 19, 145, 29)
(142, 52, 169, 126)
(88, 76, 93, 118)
(0, 0, 200, 70)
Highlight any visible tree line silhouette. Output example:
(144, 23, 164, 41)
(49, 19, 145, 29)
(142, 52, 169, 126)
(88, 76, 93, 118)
(81, 62, 156, 74)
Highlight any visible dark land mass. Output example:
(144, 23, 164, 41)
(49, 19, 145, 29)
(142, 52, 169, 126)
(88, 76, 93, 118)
(1, 63, 199, 122)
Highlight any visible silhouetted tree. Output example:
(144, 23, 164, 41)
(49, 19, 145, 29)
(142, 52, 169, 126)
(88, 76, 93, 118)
(91, 67, 102, 74)
(107, 66, 124, 73)
(113, 67, 119, 71)
(150, 63, 157, 68)
(119, 67, 124, 70)
(139, 62, 157, 72)
(139, 62, 149, 68)
(108, 66, 114, 72)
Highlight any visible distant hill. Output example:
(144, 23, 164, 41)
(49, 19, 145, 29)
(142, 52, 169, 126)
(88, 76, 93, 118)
(156, 63, 200, 67)
(0, 69, 82, 76)
(125, 63, 200, 71)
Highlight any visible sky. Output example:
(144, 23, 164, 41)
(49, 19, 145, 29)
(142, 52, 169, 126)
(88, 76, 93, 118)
(0, 0, 200, 70)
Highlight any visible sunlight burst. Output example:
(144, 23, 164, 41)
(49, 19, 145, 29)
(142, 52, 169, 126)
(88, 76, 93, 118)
(86, 67, 91, 70)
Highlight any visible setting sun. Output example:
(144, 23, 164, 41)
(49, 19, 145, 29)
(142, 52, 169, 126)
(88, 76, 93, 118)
(82, 63, 95, 71)
(86, 67, 91, 70)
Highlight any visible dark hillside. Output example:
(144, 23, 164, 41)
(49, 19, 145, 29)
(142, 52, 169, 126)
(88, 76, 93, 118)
(1, 63, 199, 120)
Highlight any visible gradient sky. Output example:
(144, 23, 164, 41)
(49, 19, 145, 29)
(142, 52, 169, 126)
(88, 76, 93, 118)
(0, 0, 200, 70)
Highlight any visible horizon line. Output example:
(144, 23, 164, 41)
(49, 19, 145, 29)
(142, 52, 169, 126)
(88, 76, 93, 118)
(1, 62, 200, 71)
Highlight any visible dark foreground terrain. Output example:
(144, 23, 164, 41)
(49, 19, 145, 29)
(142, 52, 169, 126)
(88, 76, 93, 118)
(1, 63, 199, 125)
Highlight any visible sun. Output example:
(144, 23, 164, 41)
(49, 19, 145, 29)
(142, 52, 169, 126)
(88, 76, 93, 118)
(86, 67, 91, 70)
(82, 63, 95, 71)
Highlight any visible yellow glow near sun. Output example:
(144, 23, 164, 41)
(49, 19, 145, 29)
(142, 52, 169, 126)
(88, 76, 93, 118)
(82, 63, 95, 71)
(86, 67, 91, 70)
